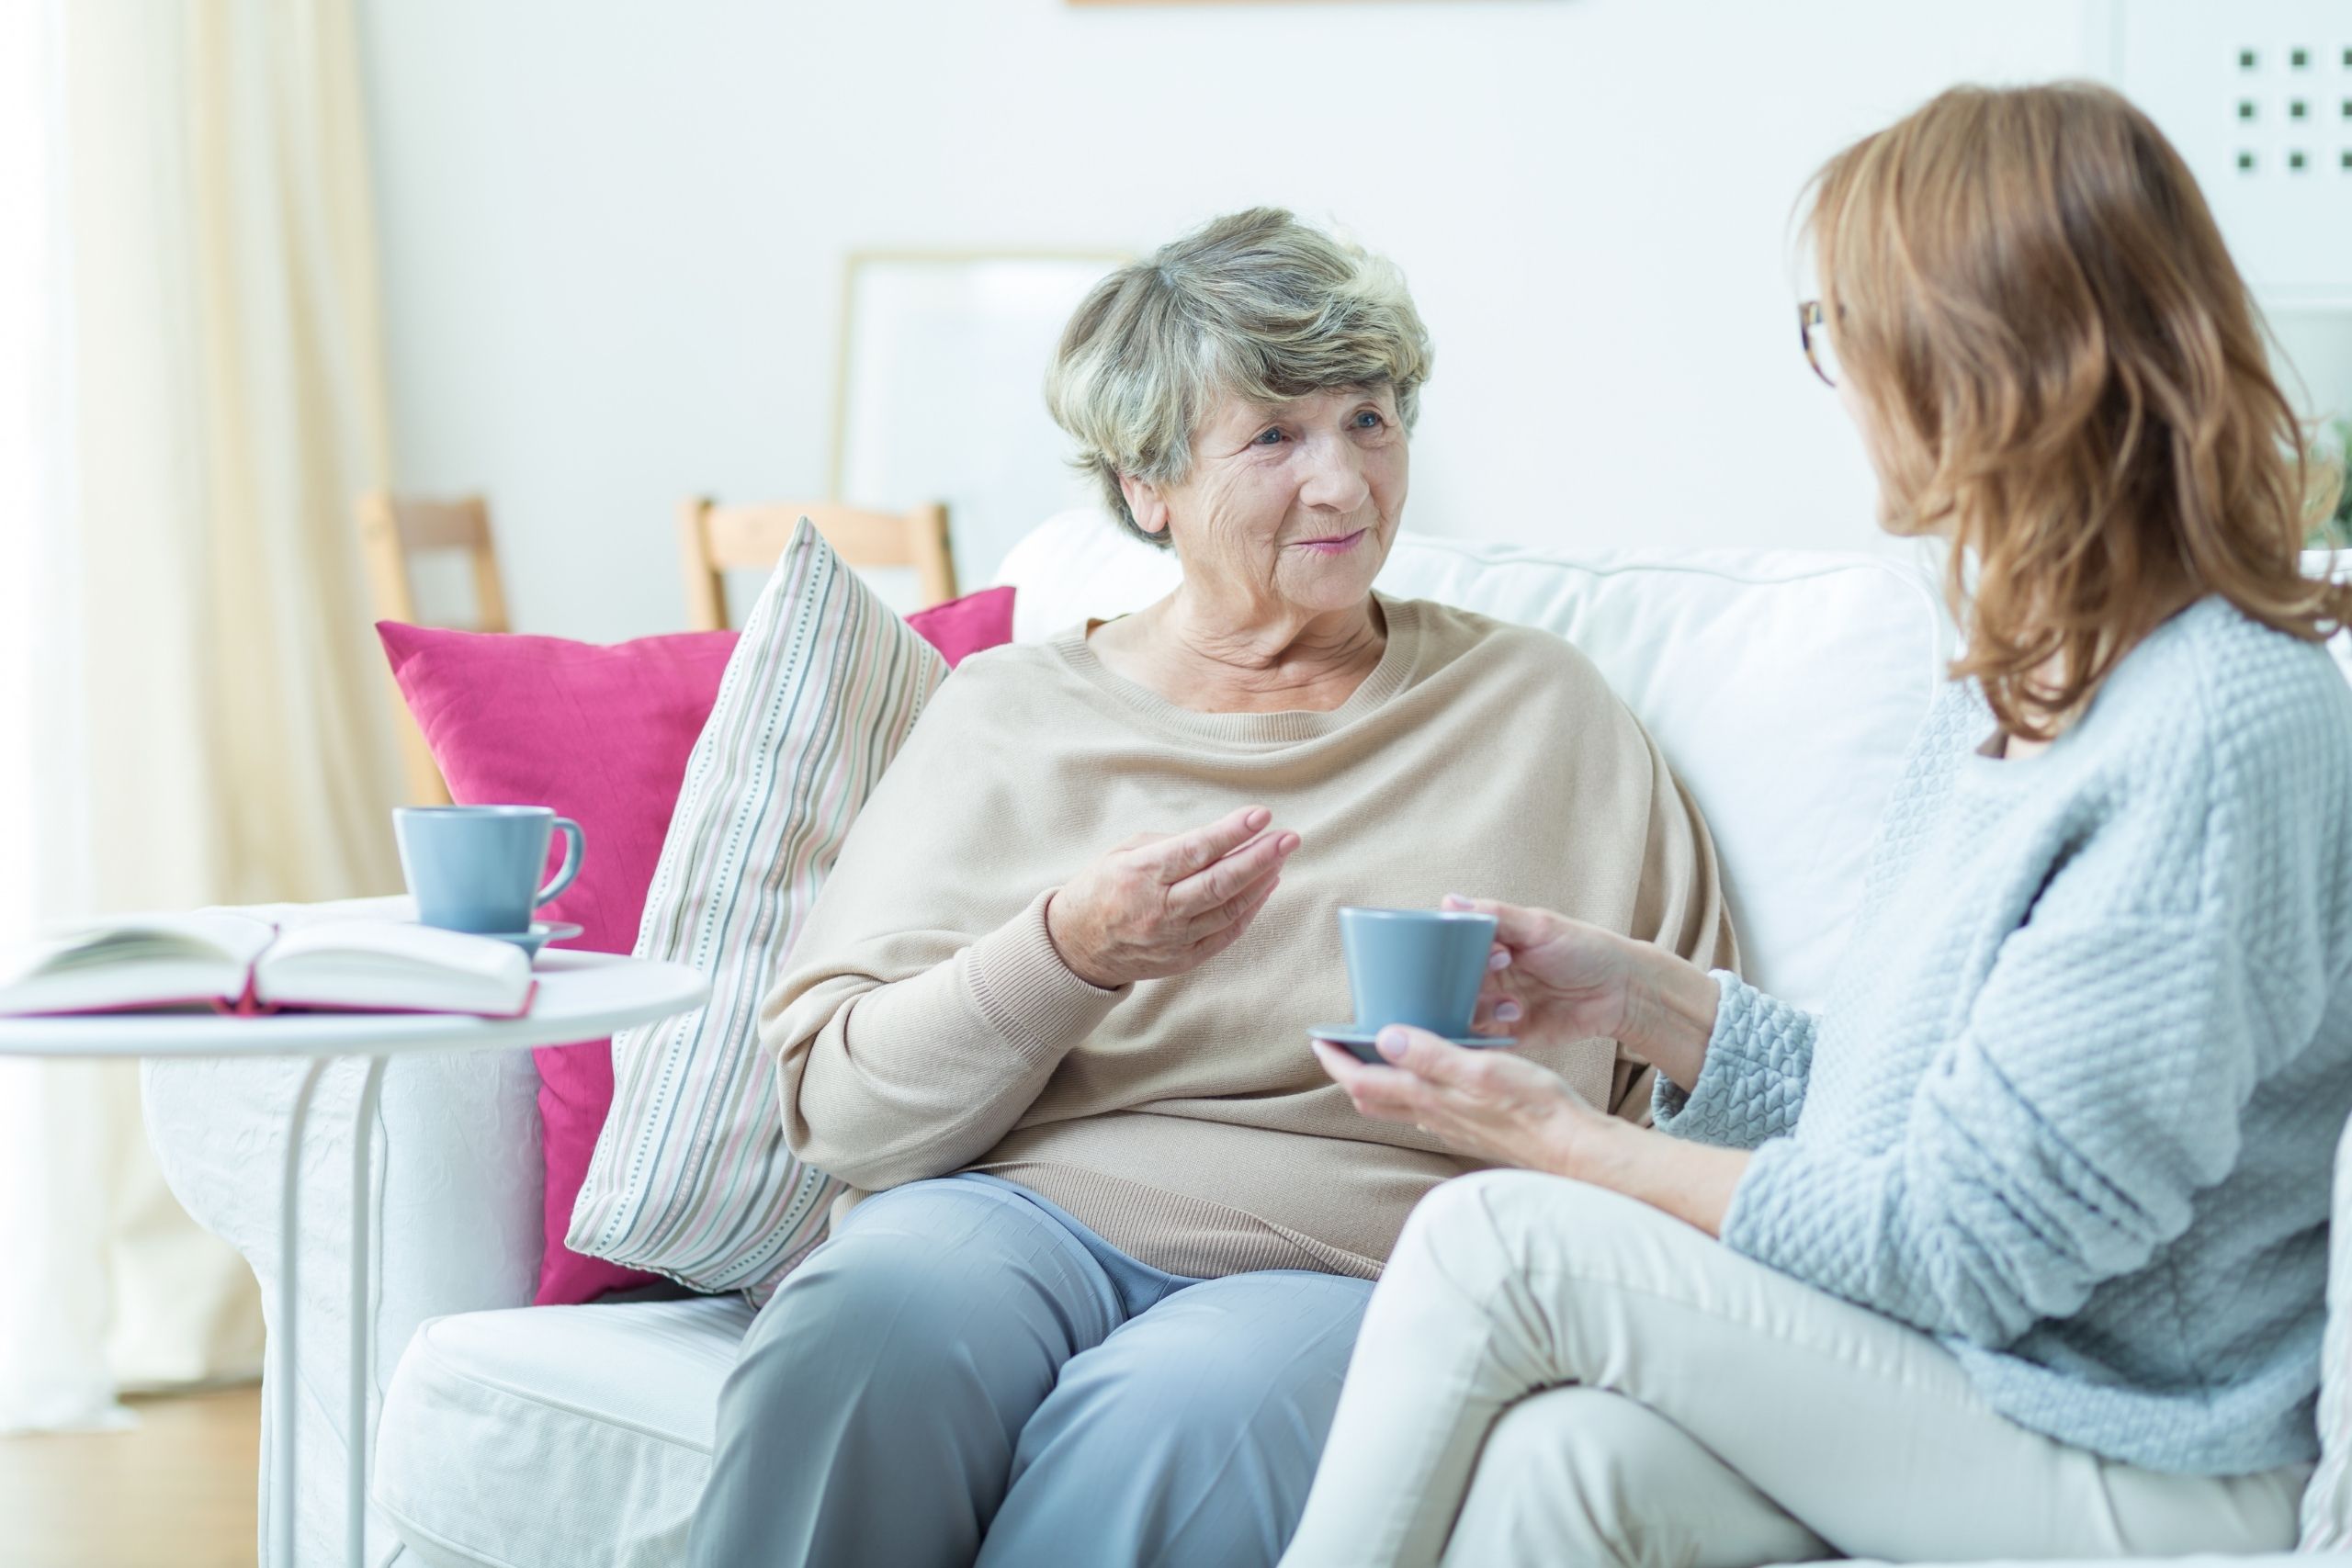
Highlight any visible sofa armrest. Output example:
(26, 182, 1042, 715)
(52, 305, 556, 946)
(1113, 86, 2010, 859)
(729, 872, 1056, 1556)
(141, 895, 547, 1566)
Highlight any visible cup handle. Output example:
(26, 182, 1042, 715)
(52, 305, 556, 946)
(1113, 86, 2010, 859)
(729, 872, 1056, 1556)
(536, 817, 585, 908)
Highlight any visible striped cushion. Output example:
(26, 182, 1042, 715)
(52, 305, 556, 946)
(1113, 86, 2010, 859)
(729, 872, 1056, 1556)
(2303, 1113, 2352, 1548)
(566, 522, 946, 1294)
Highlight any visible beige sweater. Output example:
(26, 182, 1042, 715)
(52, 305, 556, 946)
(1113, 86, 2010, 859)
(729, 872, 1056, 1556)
(762, 596, 1736, 1280)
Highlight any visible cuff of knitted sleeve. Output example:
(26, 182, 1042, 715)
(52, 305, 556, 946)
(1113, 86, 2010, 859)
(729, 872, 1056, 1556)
(963, 890, 1129, 1063)
(1651, 971, 1804, 1146)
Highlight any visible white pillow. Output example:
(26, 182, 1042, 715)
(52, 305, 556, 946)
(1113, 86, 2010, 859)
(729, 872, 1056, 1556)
(996, 510, 1951, 1012)
(2302, 1113, 2352, 1548)
(568, 522, 946, 1295)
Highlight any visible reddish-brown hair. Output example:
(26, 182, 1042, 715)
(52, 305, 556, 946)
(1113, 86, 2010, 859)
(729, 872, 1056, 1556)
(1807, 83, 2349, 739)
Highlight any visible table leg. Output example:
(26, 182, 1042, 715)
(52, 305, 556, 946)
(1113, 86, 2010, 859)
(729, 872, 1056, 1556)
(347, 1056, 387, 1567)
(277, 1059, 330, 1568)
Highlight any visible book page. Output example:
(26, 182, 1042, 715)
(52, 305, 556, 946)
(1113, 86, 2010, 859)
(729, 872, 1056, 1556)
(207, 896, 413, 931)
(256, 919, 532, 1016)
(0, 910, 273, 1014)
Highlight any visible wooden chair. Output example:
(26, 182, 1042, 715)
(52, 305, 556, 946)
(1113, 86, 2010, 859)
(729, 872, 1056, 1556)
(355, 491, 512, 807)
(676, 499, 956, 632)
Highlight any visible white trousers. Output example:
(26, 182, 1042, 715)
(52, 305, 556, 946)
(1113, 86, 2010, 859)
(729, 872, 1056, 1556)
(1279, 1171, 2308, 1568)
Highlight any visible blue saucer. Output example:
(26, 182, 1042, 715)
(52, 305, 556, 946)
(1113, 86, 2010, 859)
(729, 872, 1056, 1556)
(1308, 1024, 1515, 1063)
(480, 921, 582, 960)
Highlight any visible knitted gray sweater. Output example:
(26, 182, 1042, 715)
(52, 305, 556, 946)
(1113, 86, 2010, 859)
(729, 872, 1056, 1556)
(1657, 596, 2352, 1474)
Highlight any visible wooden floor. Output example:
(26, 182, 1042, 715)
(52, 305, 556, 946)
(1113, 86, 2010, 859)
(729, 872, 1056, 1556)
(0, 1383, 260, 1568)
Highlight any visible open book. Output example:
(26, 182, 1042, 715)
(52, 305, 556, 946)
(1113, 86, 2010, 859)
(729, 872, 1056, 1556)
(0, 911, 537, 1020)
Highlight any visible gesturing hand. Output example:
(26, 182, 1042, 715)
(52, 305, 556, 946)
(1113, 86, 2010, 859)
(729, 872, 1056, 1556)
(1046, 807, 1300, 989)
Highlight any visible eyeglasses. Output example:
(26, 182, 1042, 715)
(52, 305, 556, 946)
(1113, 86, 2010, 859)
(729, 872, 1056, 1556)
(1798, 299, 1839, 388)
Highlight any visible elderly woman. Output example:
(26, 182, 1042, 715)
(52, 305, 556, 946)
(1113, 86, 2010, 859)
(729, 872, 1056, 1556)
(684, 207, 1733, 1568)
(1285, 85, 2352, 1568)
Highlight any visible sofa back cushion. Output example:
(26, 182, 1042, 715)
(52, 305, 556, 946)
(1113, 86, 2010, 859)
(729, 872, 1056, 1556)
(995, 511, 1951, 1011)
(2305, 1111, 2352, 1548)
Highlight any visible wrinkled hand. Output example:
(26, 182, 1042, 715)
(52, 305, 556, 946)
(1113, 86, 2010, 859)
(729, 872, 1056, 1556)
(1046, 806, 1300, 989)
(1311, 1027, 1604, 1172)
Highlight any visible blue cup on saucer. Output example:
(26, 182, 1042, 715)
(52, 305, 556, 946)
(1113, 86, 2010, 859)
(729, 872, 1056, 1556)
(393, 806, 585, 937)
(1310, 907, 1511, 1059)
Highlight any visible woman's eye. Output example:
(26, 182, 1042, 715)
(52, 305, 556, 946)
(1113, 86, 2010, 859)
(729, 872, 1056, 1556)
(1253, 427, 1285, 446)
(1353, 410, 1385, 430)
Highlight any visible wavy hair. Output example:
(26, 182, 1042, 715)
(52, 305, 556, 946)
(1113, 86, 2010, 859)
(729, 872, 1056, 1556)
(1806, 82, 2349, 740)
(1046, 207, 1433, 549)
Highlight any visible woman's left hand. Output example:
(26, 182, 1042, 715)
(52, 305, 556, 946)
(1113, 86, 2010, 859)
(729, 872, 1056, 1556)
(1312, 1028, 1609, 1173)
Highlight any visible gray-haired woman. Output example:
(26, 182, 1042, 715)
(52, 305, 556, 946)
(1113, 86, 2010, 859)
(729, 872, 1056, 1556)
(686, 208, 1735, 1568)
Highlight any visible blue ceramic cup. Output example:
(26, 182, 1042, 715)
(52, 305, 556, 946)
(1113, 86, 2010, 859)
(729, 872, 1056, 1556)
(1338, 906, 1498, 1036)
(393, 806, 585, 935)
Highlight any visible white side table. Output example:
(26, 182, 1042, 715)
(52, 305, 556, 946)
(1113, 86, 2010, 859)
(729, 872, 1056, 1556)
(0, 946, 708, 1568)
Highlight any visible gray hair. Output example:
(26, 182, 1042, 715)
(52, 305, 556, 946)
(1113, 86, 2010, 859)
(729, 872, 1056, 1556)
(1046, 208, 1435, 548)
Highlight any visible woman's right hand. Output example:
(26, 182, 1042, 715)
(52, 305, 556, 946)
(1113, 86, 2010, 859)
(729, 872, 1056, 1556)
(1046, 807, 1300, 989)
(1444, 894, 1720, 1091)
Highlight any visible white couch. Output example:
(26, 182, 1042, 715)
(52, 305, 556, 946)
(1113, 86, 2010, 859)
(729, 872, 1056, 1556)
(141, 514, 2347, 1567)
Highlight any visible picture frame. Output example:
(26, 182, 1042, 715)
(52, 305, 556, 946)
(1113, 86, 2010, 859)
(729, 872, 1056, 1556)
(829, 250, 1131, 595)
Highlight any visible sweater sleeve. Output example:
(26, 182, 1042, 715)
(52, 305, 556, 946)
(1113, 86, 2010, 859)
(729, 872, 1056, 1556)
(768, 890, 1127, 1191)
(1650, 972, 1817, 1147)
(1722, 904, 2268, 1346)
(754, 655, 1134, 1193)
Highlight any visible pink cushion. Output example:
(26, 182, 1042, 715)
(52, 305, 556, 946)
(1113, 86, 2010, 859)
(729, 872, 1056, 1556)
(378, 583, 1013, 1304)
(907, 583, 1017, 668)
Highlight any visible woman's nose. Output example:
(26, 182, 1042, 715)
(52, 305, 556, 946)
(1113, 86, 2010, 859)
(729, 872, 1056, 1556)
(1295, 432, 1371, 512)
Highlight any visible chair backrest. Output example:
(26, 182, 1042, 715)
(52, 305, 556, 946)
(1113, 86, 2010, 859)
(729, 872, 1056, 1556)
(355, 491, 512, 806)
(676, 499, 956, 631)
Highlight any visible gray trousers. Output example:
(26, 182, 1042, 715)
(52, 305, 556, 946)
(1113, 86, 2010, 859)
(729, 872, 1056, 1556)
(687, 1172, 1374, 1568)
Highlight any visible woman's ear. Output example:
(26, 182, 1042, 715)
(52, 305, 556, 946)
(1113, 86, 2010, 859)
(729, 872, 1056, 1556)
(1118, 474, 1171, 540)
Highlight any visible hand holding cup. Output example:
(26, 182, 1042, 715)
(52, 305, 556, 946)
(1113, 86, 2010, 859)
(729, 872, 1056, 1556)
(1444, 894, 1720, 1087)
(1442, 895, 1637, 1049)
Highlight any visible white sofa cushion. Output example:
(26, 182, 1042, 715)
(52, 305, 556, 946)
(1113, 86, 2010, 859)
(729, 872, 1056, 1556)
(2303, 1114, 2352, 1549)
(373, 1296, 753, 1568)
(996, 511, 1952, 1010)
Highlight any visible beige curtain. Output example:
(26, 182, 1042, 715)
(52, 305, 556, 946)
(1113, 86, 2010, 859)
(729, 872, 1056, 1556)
(74, 0, 402, 906)
(0, 0, 404, 1427)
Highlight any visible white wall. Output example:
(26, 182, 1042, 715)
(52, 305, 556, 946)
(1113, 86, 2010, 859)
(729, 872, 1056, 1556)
(357, 0, 2104, 644)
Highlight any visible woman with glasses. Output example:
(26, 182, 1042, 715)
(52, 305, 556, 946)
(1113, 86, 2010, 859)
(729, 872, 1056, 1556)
(1283, 82, 2352, 1567)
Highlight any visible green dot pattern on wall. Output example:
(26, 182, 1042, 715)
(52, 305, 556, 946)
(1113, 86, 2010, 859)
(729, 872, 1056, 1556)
(2229, 37, 2352, 178)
